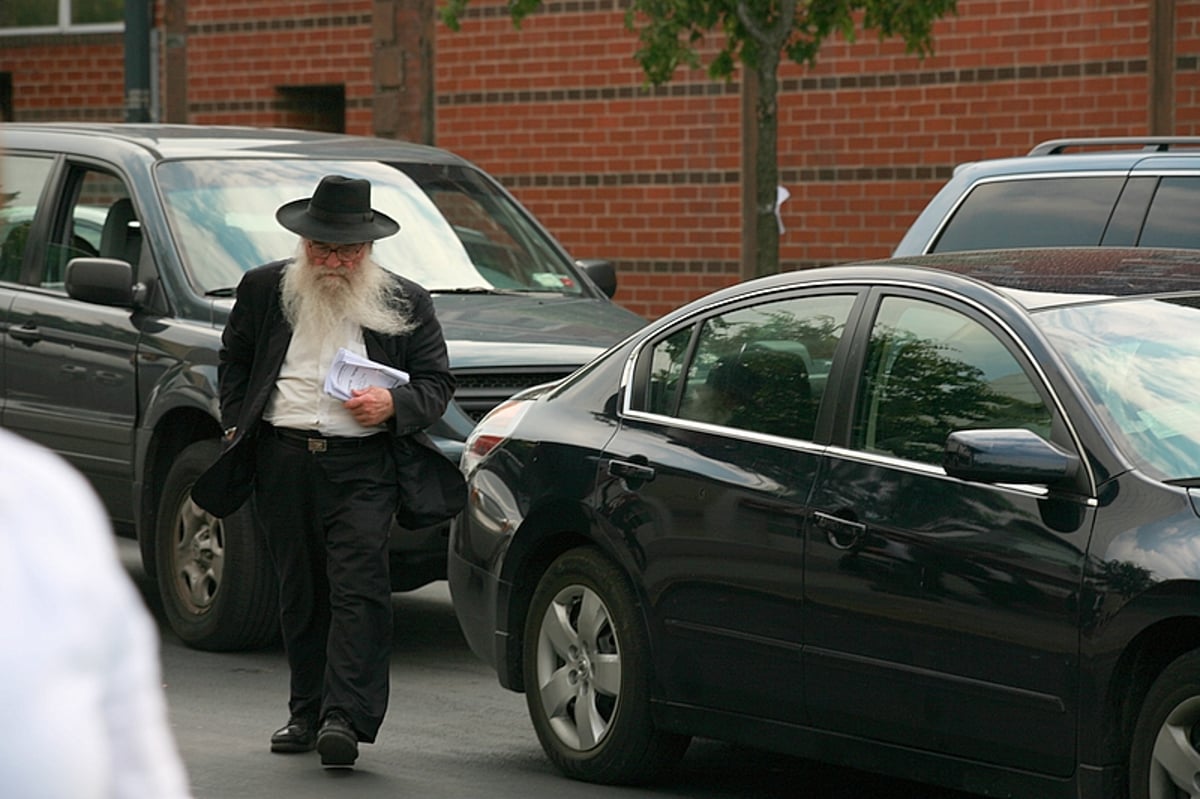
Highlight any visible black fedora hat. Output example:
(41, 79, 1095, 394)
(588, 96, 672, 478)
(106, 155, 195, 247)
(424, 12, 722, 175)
(275, 175, 400, 243)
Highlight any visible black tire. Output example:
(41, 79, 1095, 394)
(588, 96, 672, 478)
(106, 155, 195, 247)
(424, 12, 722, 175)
(1130, 648, 1200, 799)
(155, 439, 279, 651)
(522, 547, 689, 784)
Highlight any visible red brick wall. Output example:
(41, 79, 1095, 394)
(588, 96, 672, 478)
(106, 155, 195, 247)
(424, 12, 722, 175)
(175, 1, 377, 131)
(1180, 1, 1200, 131)
(438, 0, 1199, 319)
(3, 0, 1198, 320)
(0, 33, 126, 121)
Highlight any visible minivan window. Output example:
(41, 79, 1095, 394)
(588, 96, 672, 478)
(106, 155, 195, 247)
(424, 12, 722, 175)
(155, 159, 584, 296)
(39, 167, 133, 288)
(1138, 177, 1200, 249)
(0, 153, 54, 283)
(930, 177, 1124, 253)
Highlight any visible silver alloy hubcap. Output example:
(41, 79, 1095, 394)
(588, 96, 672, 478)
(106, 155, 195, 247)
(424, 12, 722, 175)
(534, 584, 621, 750)
(172, 498, 224, 614)
(1150, 696, 1200, 798)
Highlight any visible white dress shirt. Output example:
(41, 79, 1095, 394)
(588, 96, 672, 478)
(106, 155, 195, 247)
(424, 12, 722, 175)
(264, 317, 382, 436)
(0, 429, 193, 799)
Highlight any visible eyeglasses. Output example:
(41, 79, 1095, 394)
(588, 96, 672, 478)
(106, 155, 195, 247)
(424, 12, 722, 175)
(307, 241, 366, 261)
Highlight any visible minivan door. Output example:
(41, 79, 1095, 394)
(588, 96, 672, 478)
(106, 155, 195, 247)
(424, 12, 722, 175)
(3, 164, 141, 525)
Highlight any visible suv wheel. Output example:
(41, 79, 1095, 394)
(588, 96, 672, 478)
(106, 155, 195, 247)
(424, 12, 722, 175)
(523, 547, 689, 784)
(155, 439, 278, 651)
(1130, 648, 1200, 799)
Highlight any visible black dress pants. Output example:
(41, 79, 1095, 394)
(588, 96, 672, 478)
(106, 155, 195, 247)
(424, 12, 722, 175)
(254, 430, 398, 743)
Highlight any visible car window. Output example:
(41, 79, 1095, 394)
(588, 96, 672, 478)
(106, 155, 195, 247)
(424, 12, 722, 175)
(33, 167, 133, 289)
(640, 294, 855, 440)
(1036, 295, 1200, 480)
(852, 296, 1053, 465)
(641, 325, 695, 416)
(155, 159, 584, 296)
(1138, 177, 1200, 249)
(0, 153, 55, 284)
(930, 177, 1124, 253)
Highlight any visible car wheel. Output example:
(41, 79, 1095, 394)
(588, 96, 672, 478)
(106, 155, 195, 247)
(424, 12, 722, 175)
(155, 439, 278, 651)
(522, 547, 689, 784)
(1130, 648, 1200, 799)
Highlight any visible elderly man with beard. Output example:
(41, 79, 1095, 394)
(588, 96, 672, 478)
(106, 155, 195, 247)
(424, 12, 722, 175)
(191, 175, 463, 769)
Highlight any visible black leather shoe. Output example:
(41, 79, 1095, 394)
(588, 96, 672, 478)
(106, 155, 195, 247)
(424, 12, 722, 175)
(317, 710, 359, 768)
(270, 716, 317, 753)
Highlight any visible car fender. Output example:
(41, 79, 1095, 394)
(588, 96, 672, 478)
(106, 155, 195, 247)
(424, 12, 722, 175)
(491, 492, 658, 693)
(1077, 523, 1200, 768)
(131, 337, 222, 538)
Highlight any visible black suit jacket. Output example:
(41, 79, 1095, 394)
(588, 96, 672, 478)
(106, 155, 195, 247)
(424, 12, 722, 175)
(191, 259, 466, 529)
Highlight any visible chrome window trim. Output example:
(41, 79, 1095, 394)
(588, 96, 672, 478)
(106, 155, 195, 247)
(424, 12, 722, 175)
(823, 444, 1099, 506)
(620, 408, 831, 456)
(617, 276, 1099, 498)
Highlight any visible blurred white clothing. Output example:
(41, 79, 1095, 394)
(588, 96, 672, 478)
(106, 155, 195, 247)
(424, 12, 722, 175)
(0, 429, 192, 799)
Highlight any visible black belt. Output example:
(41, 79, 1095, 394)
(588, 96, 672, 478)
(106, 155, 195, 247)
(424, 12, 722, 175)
(266, 425, 387, 453)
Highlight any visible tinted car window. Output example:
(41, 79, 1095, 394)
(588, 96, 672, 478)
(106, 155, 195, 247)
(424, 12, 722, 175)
(0, 154, 55, 283)
(853, 296, 1052, 465)
(641, 325, 694, 416)
(1138, 177, 1200, 249)
(930, 177, 1124, 253)
(669, 294, 855, 440)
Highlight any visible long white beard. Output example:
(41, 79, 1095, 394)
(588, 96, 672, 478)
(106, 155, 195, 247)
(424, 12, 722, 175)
(280, 245, 412, 338)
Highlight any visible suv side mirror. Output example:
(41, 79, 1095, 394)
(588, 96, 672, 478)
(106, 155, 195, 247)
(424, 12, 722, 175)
(576, 258, 617, 298)
(944, 428, 1079, 486)
(65, 257, 147, 308)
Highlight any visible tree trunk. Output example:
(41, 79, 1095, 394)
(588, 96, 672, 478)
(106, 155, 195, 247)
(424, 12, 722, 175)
(752, 49, 781, 277)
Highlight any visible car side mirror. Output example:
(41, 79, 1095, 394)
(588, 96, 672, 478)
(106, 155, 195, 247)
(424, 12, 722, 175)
(576, 258, 617, 298)
(944, 428, 1079, 486)
(65, 257, 147, 308)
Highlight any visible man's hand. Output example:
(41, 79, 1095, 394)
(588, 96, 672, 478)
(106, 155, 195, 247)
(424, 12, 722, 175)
(345, 387, 396, 427)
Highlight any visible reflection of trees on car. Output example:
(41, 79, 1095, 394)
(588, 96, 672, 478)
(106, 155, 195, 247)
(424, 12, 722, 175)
(648, 307, 848, 441)
(860, 331, 1052, 465)
(710, 310, 844, 363)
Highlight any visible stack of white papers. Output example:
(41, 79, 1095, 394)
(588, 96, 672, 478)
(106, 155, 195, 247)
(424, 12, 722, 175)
(324, 347, 410, 401)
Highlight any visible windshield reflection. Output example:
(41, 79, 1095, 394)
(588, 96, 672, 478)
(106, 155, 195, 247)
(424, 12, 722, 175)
(1036, 296, 1200, 480)
(154, 159, 583, 296)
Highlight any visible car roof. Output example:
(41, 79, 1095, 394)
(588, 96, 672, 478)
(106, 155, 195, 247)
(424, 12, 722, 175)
(949, 137, 1200, 179)
(0, 122, 469, 165)
(670, 248, 1200, 321)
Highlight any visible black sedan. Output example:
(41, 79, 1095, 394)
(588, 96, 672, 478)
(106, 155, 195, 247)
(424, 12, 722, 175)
(449, 248, 1200, 799)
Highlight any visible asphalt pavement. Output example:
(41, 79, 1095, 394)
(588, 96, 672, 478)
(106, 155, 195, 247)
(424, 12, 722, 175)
(119, 540, 980, 799)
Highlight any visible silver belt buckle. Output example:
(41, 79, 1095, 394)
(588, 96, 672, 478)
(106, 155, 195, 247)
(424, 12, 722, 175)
(307, 437, 327, 453)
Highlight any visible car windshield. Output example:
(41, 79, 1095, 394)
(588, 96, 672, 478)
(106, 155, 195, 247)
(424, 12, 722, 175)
(154, 158, 583, 296)
(1035, 295, 1200, 481)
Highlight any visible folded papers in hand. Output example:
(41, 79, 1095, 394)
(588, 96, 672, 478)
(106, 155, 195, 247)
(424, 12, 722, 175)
(324, 348, 410, 401)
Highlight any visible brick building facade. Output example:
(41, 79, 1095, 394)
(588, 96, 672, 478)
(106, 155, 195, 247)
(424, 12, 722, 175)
(1, 0, 1195, 319)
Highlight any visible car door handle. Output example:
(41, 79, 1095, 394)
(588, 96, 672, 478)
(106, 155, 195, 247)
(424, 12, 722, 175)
(813, 511, 867, 551)
(608, 459, 656, 483)
(9, 324, 41, 344)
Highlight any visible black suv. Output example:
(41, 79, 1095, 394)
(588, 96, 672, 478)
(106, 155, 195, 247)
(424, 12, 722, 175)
(0, 123, 645, 651)
(895, 137, 1200, 256)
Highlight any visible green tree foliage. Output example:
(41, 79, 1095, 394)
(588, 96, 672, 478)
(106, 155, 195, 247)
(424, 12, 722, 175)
(441, 0, 957, 277)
